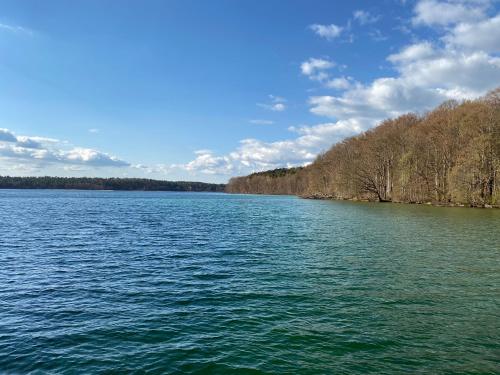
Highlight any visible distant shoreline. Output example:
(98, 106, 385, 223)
(0, 188, 225, 192)
(0, 176, 226, 193)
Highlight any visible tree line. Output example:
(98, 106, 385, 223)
(226, 89, 500, 207)
(0, 176, 225, 192)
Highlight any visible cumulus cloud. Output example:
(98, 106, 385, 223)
(15, 136, 44, 149)
(308, 2, 500, 124)
(398, 51, 499, 93)
(301, 58, 336, 76)
(325, 76, 355, 90)
(301, 57, 339, 85)
(0, 128, 129, 170)
(257, 95, 287, 112)
(412, 0, 489, 26)
(309, 24, 343, 40)
(444, 13, 500, 51)
(309, 50, 500, 122)
(177, 120, 363, 176)
(387, 42, 435, 63)
(64, 148, 128, 167)
(179, 150, 233, 175)
(301, 58, 355, 89)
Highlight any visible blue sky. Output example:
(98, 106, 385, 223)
(0, 0, 499, 182)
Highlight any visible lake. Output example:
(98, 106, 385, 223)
(0, 190, 499, 374)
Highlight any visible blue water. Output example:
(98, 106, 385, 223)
(1, 190, 499, 374)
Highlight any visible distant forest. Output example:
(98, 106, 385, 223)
(0, 176, 225, 192)
(226, 89, 500, 207)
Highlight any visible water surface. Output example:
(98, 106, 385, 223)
(1, 190, 499, 373)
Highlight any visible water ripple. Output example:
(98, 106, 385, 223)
(0, 190, 499, 374)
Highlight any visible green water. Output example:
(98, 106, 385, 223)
(0, 190, 499, 373)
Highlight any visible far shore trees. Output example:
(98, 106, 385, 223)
(0, 176, 225, 192)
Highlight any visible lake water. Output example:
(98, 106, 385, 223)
(1, 190, 499, 374)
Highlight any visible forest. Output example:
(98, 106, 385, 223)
(226, 89, 500, 207)
(0, 176, 225, 192)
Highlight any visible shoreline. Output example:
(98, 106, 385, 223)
(0, 187, 225, 193)
(300, 194, 500, 209)
(225, 191, 500, 209)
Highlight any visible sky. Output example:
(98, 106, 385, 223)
(0, 0, 499, 183)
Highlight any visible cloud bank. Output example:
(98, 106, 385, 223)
(0, 128, 129, 174)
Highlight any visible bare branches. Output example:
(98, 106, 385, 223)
(226, 90, 500, 207)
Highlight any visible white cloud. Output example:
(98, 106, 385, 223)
(249, 119, 275, 125)
(301, 59, 354, 90)
(388, 41, 435, 62)
(257, 103, 286, 112)
(309, 24, 343, 40)
(306, 3, 500, 125)
(412, 0, 489, 26)
(271, 103, 286, 111)
(0, 128, 17, 142)
(64, 148, 128, 166)
(88, 128, 100, 134)
(399, 51, 499, 93)
(15, 136, 44, 149)
(309, 48, 500, 123)
(353, 10, 380, 25)
(301, 58, 336, 76)
(62, 165, 90, 172)
(325, 76, 354, 90)
(257, 95, 287, 112)
(0, 128, 129, 170)
(301, 58, 340, 85)
(445, 13, 500, 52)
(130, 163, 173, 175)
(181, 150, 234, 175)
(177, 120, 363, 176)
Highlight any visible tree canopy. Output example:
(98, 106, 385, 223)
(0, 176, 225, 192)
(226, 89, 500, 207)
